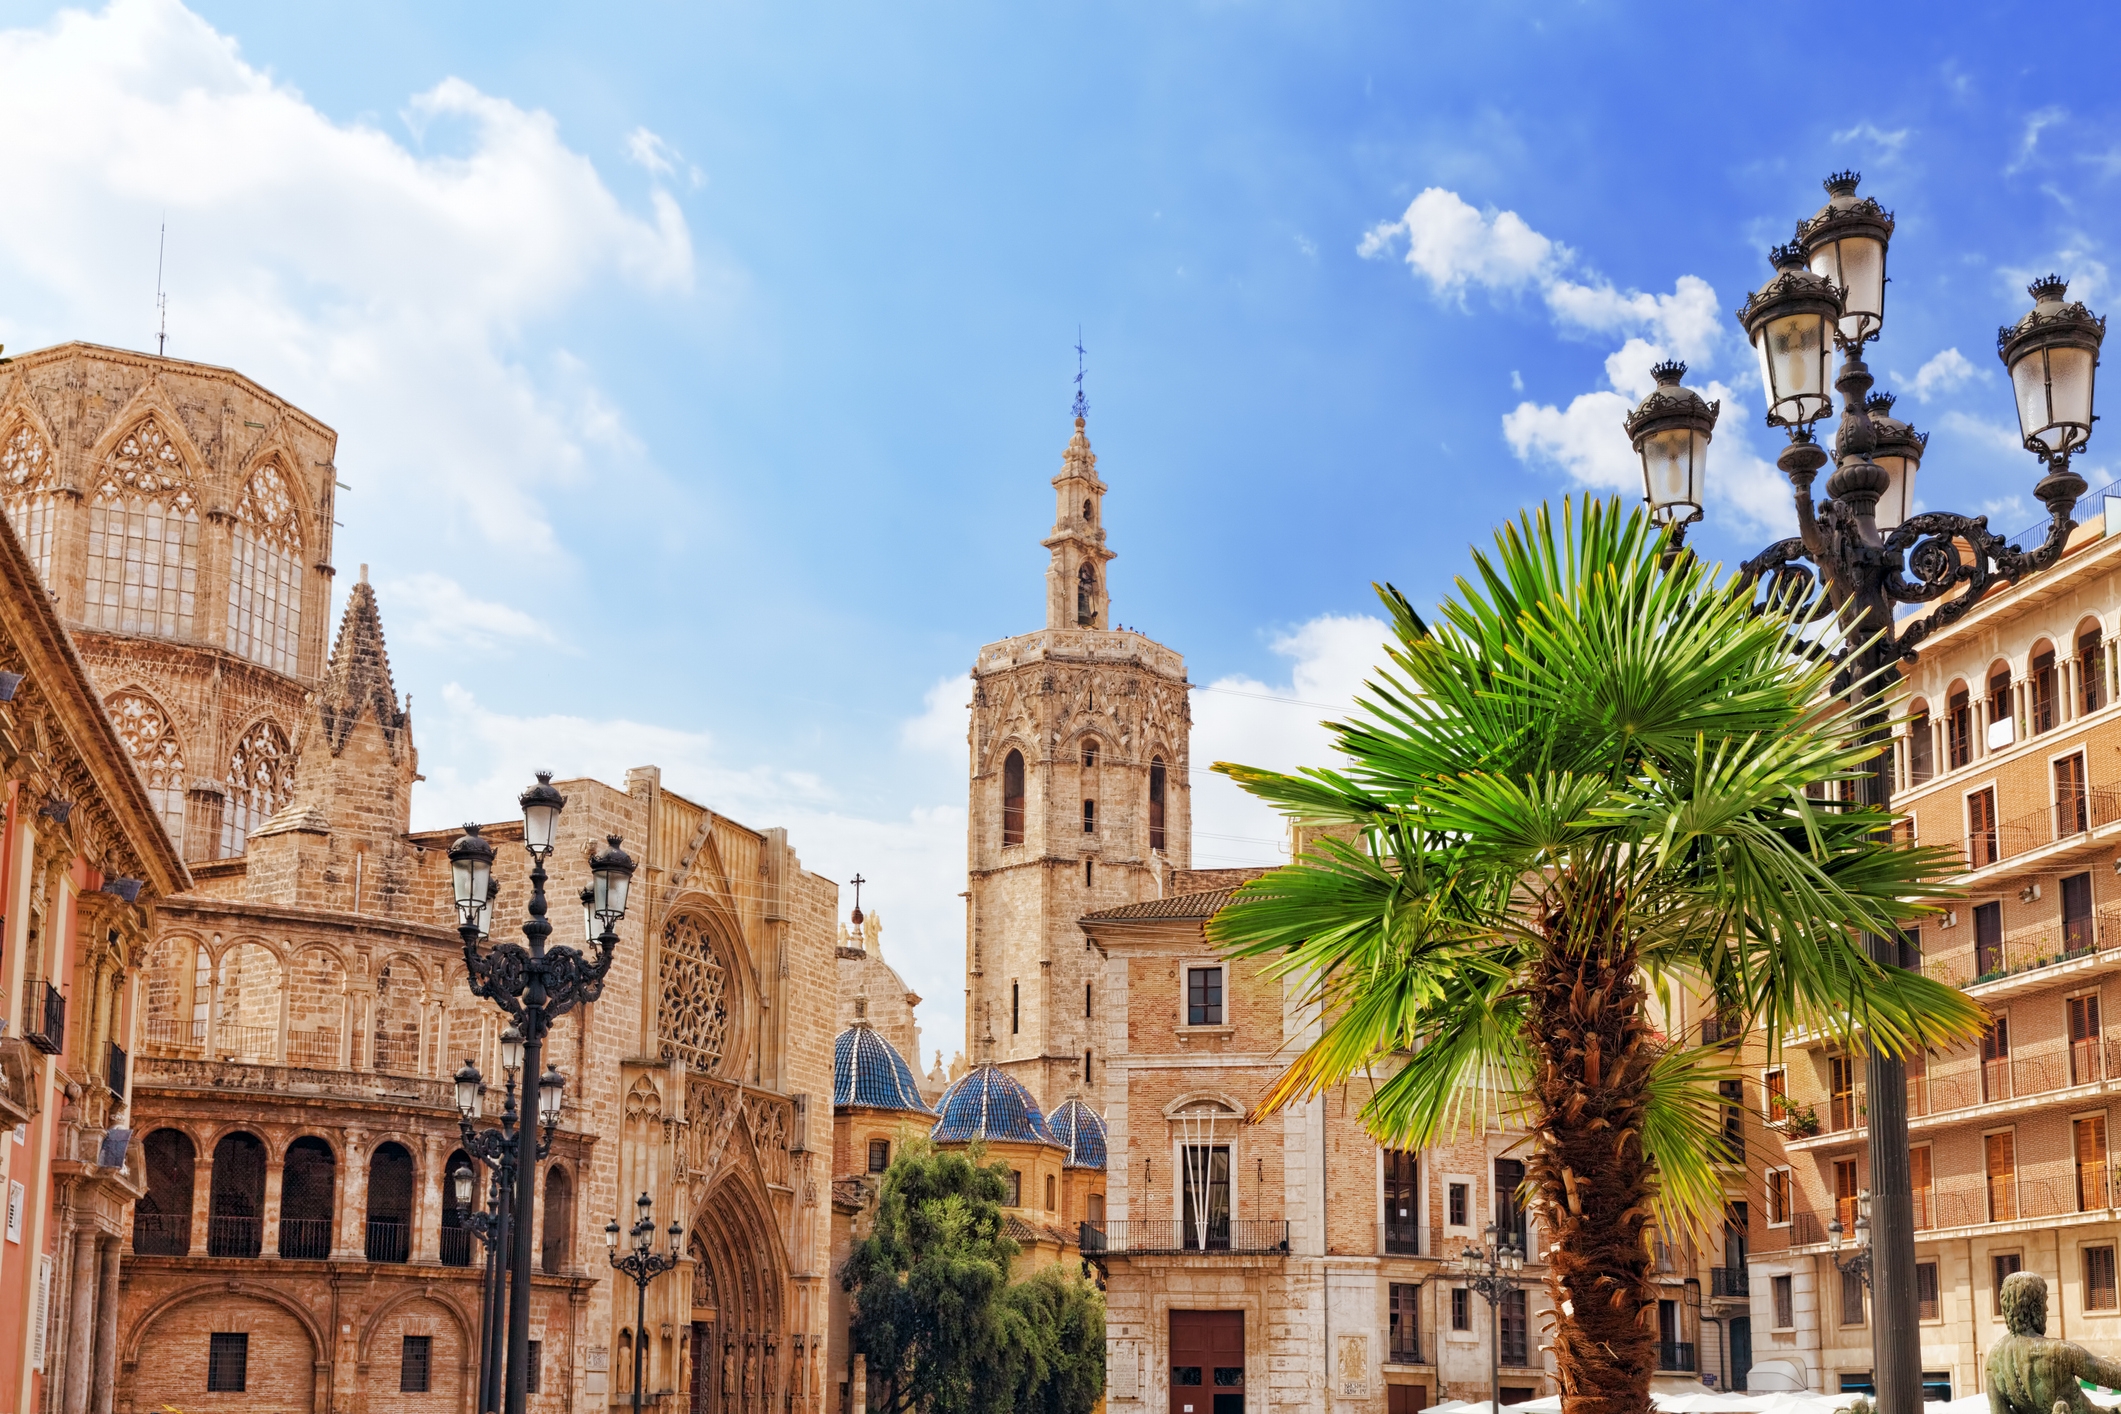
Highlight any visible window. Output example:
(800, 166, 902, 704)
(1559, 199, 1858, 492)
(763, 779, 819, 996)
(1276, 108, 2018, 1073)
(106, 691, 187, 846)
(1384, 1150, 1420, 1254)
(1045, 1172, 1057, 1210)
(1911, 1146, 1933, 1230)
(1719, 1079, 1744, 1163)
(1948, 687, 1973, 768)
(1833, 1158, 1860, 1233)
(1916, 1261, 1940, 1320)
(208, 1131, 266, 1258)
(1181, 1145, 1231, 1250)
(1012, 981, 1020, 1034)
(1006, 1169, 1022, 1206)
(1994, 1252, 2023, 1312)
(1908, 707, 1934, 784)
(2033, 648, 2059, 735)
(1085, 859, 1093, 887)
(366, 1141, 415, 1262)
(440, 1147, 475, 1268)
(526, 1340, 543, 1394)
(1186, 966, 1224, 1026)
(1149, 758, 1167, 852)
(1001, 749, 1025, 846)
(1829, 1055, 1856, 1132)
(278, 1136, 335, 1260)
(1083, 498, 1093, 522)
(84, 417, 199, 640)
(1772, 1275, 1794, 1330)
(2059, 757, 2091, 838)
(1968, 787, 1999, 868)
(2084, 626, 2107, 714)
(1765, 1167, 1791, 1226)
(207, 1332, 248, 1392)
(1976, 900, 2005, 979)
(1990, 666, 2015, 746)
(1082, 739, 1099, 767)
(1389, 1283, 1421, 1363)
(222, 719, 293, 858)
(400, 1335, 432, 1393)
(1842, 1264, 1867, 1326)
(1076, 561, 1097, 625)
(1500, 1288, 1528, 1366)
(868, 1139, 890, 1173)
(1084, 1049, 1093, 1082)
(1085, 983, 1093, 1019)
(1, 420, 58, 586)
(1451, 1288, 1470, 1331)
(2078, 1115, 2110, 1211)
(135, 1128, 197, 1256)
(1088, 1193, 1104, 1226)
(2065, 872, 2097, 952)
(1987, 1130, 2019, 1222)
(226, 462, 303, 675)
(1495, 1158, 1527, 1250)
(1083, 798, 1096, 833)
(1983, 1017, 2012, 1102)
(2088, 1247, 2119, 1311)
(2072, 994, 2104, 1085)
(1448, 1182, 1468, 1229)
(541, 1166, 573, 1275)
(1765, 1068, 1788, 1121)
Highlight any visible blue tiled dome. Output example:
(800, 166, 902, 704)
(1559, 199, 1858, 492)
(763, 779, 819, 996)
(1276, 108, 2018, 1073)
(834, 1024, 932, 1114)
(1047, 1098, 1107, 1170)
(929, 1064, 1058, 1146)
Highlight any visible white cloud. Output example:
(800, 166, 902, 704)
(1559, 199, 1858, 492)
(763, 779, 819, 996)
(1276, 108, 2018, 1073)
(0, 0, 695, 565)
(1190, 614, 1388, 869)
(900, 674, 971, 755)
(1501, 389, 1639, 492)
(377, 572, 558, 655)
(1830, 123, 1912, 158)
(2009, 107, 2067, 175)
(1939, 409, 2026, 457)
(625, 125, 703, 188)
(1896, 348, 1981, 404)
(1544, 274, 1721, 366)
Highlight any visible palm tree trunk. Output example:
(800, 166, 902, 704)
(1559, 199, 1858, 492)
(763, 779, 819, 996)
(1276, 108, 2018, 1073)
(1526, 914, 1659, 1414)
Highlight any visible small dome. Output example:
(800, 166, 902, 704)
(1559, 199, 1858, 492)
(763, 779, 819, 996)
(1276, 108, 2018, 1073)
(834, 1024, 932, 1114)
(1047, 1098, 1107, 1170)
(930, 1064, 1057, 1147)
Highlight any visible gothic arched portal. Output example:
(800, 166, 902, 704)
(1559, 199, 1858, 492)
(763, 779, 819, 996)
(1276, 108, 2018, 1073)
(685, 1174, 788, 1414)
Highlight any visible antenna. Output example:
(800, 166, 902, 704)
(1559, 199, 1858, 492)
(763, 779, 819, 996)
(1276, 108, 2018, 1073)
(154, 222, 167, 357)
(1072, 328, 1088, 421)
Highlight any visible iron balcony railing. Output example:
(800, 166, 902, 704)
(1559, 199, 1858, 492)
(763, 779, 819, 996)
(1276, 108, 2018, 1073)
(141, 1017, 205, 1053)
(22, 981, 63, 1056)
(1658, 1341, 1697, 1372)
(284, 1028, 341, 1069)
(440, 1225, 476, 1268)
(1710, 1266, 1748, 1297)
(277, 1218, 332, 1260)
(1079, 1220, 1290, 1256)
(206, 1214, 261, 1258)
(1380, 1221, 1423, 1256)
(365, 1217, 411, 1263)
(131, 1212, 190, 1256)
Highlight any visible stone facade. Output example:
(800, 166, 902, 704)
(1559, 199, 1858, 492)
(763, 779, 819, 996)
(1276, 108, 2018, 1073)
(964, 414, 1192, 1112)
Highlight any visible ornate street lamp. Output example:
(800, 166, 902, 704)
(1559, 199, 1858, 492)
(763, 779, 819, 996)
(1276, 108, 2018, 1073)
(1628, 172, 2105, 1414)
(1452, 1222, 1526, 1412)
(453, 1047, 561, 1414)
(1625, 360, 1720, 532)
(450, 775, 636, 1414)
(607, 1191, 685, 1414)
(1827, 1188, 1874, 1292)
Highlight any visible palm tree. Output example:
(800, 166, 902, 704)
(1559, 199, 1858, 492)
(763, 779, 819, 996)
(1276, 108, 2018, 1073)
(1207, 499, 1983, 1414)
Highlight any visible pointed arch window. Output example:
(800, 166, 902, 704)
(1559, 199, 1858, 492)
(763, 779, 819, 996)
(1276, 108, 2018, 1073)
(222, 718, 294, 858)
(105, 690, 186, 843)
(226, 461, 303, 674)
(1002, 749, 1026, 846)
(1, 420, 58, 586)
(1149, 756, 1168, 853)
(85, 417, 198, 639)
(658, 914, 731, 1071)
(1076, 562, 1098, 626)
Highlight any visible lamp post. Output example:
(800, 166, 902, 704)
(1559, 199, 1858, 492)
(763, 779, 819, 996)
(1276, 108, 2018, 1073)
(1827, 1188, 1875, 1292)
(606, 1192, 685, 1414)
(1453, 1222, 1526, 1413)
(1628, 171, 2106, 1414)
(454, 1040, 561, 1414)
(450, 776, 636, 1414)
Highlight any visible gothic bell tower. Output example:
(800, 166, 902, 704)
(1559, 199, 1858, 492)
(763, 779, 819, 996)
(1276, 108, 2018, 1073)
(963, 404, 1191, 1113)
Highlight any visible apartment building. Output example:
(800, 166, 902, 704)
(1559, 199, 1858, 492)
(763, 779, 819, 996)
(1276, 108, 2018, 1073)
(1752, 512, 2121, 1398)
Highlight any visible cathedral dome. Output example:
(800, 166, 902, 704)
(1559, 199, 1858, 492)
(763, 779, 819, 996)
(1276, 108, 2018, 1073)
(1047, 1097, 1107, 1170)
(834, 1023, 932, 1114)
(930, 1064, 1058, 1147)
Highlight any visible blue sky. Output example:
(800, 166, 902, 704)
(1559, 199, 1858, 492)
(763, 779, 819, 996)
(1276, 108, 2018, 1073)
(2, 0, 2117, 1062)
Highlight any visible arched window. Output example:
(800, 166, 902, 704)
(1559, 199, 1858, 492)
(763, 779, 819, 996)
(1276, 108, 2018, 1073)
(1002, 749, 1026, 846)
(1083, 498, 1093, 522)
(134, 1128, 196, 1255)
(441, 1147, 476, 1267)
(1076, 562, 1097, 626)
(1149, 757, 1167, 853)
(1081, 738, 1099, 768)
(278, 1136, 336, 1259)
(207, 1131, 266, 1257)
(365, 1141, 414, 1262)
(2081, 619, 2107, 715)
(1083, 798, 1096, 834)
(1946, 682, 1973, 769)
(226, 461, 303, 674)
(1, 419, 58, 585)
(106, 690, 186, 846)
(84, 417, 198, 639)
(373, 963, 423, 1076)
(1907, 699, 1934, 786)
(658, 915, 732, 1071)
(2031, 640, 2059, 735)
(222, 718, 293, 858)
(542, 1166, 574, 1274)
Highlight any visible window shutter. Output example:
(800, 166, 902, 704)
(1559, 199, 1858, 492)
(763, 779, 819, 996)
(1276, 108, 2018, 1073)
(29, 1254, 50, 1370)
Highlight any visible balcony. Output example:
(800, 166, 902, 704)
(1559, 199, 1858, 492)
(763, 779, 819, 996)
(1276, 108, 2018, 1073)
(1964, 789, 2121, 873)
(284, 1028, 341, 1069)
(142, 1017, 204, 1051)
(133, 1055, 457, 1112)
(1658, 1342, 1697, 1373)
(365, 1218, 410, 1263)
(131, 1212, 190, 1256)
(1710, 1266, 1749, 1297)
(206, 1214, 260, 1259)
(440, 1225, 476, 1268)
(277, 1218, 332, 1260)
(22, 981, 64, 1056)
(1380, 1221, 1424, 1256)
(1080, 1220, 1290, 1256)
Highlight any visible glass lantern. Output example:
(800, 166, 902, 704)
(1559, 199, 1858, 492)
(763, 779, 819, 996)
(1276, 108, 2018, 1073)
(1739, 244, 1842, 427)
(1801, 171, 1893, 346)
(2000, 276, 2106, 462)
(1623, 361, 1720, 526)
(448, 825, 495, 929)
(519, 771, 566, 856)
(1864, 392, 1927, 533)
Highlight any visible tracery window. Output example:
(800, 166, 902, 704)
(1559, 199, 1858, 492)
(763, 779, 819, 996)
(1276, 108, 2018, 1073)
(222, 718, 294, 857)
(658, 914, 731, 1070)
(106, 690, 186, 842)
(1, 420, 58, 585)
(84, 418, 198, 639)
(226, 462, 303, 673)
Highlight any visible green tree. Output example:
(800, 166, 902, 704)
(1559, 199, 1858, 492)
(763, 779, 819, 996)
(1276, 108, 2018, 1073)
(1206, 499, 1983, 1414)
(842, 1139, 1104, 1414)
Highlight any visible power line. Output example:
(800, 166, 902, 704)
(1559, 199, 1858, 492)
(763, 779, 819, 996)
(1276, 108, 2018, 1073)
(1192, 683, 1352, 711)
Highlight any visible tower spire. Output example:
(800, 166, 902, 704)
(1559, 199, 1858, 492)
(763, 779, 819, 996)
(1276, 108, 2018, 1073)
(1072, 328, 1088, 423)
(1043, 338, 1113, 630)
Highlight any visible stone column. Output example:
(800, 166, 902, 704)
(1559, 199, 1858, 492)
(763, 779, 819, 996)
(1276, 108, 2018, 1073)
(334, 1130, 366, 1260)
(91, 1236, 119, 1414)
(261, 1151, 285, 1257)
(62, 1223, 95, 1414)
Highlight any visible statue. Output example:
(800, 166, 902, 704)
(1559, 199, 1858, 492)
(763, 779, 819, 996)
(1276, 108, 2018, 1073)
(1988, 1272, 2121, 1414)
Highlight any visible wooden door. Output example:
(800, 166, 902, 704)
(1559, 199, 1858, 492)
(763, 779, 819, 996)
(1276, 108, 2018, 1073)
(1169, 1310, 1244, 1414)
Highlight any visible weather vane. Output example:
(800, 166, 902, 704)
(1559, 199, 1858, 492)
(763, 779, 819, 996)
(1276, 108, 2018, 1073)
(1073, 328, 1089, 421)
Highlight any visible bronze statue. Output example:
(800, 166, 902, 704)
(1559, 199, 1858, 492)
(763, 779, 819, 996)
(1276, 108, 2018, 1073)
(1988, 1272, 2121, 1414)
